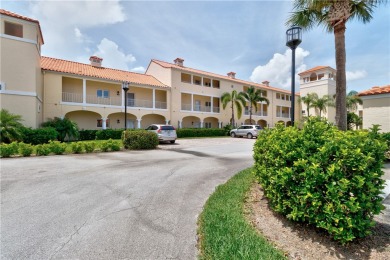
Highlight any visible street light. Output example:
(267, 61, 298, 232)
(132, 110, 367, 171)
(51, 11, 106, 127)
(286, 26, 302, 126)
(122, 81, 129, 130)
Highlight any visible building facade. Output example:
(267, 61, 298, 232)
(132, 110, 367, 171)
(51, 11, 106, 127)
(1, 9, 301, 130)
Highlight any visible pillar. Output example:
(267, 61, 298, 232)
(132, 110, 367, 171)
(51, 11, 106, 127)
(137, 119, 141, 129)
(102, 118, 107, 130)
(83, 79, 86, 104)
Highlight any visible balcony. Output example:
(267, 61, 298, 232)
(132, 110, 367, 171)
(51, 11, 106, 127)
(62, 92, 167, 109)
(244, 111, 268, 117)
(181, 103, 219, 113)
(276, 112, 290, 118)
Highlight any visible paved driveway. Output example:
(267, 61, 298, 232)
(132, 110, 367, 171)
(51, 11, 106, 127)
(1, 138, 256, 259)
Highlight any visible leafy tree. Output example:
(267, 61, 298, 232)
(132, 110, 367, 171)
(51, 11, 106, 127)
(42, 117, 79, 142)
(0, 109, 24, 143)
(347, 111, 362, 130)
(346, 90, 363, 111)
(221, 90, 246, 127)
(311, 94, 335, 117)
(299, 92, 318, 117)
(241, 86, 269, 124)
(287, 0, 385, 130)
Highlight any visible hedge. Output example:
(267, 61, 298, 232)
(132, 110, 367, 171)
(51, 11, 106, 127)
(21, 127, 58, 145)
(253, 117, 386, 244)
(79, 130, 98, 141)
(122, 130, 158, 150)
(176, 128, 226, 138)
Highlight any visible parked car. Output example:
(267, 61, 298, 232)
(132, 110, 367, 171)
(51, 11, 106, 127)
(230, 125, 262, 139)
(146, 124, 177, 143)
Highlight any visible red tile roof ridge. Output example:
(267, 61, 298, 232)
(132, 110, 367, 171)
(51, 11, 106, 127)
(0, 9, 44, 44)
(150, 59, 297, 95)
(358, 85, 390, 96)
(298, 66, 334, 75)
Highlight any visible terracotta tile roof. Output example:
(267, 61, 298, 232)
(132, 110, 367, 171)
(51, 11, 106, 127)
(358, 85, 390, 96)
(150, 59, 296, 95)
(0, 9, 44, 44)
(41, 57, 168, 88)
(298, 66, 334, 76)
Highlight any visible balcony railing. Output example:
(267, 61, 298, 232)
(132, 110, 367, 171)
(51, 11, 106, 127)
(62, 92, 167, 109)
(244, 111, 268, 116)
(276, 112, 290, 118)
(181, 103, 220, 113)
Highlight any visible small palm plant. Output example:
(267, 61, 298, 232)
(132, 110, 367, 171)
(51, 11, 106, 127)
(0, 109, 24, 143)
(241, 86, 269, 124)
(42, 117, 79, 142)
(299, 92, 318, 117)
(311, 95, 335, 117)
(346, 90, 363, 111)
(221, 90, 246, 127)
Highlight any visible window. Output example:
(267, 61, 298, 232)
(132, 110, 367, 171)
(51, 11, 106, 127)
(193, 76, 202, 85)
(5, 21, 23, 38)
(97, 89, 109, 98)
(97, 119, 102, 127)
(181, 73, 191, 83)
(212, 80, 220, 89)
(281, 94, 285, 100)
(204, 122, 212, 128)
(276, 93, 281, 99)
(261, 90, 267, 97)
(127, 93, 135, 107)
(205, 101, 211, 107)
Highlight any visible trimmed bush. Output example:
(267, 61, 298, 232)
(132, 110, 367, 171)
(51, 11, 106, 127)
(21, 127, 58, 145)
(35, 144, 51, 156)
(48, 140, 67, 155)
(100, 139, 121, 152)
(381, 132, 390, 160)
(0, 142, 19, 157)
(18, 142, 33, 157)
(79, 130, 98, 141)
(176, 128, 226, 138)
(71, 142, 84, 154)
(122, 130, 158, 150)
(84, 141, 96, 153)
(96, 129, 123, 140)
(253, 118, 386, 244)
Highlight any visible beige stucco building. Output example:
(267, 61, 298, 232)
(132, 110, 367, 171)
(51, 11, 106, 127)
(358, 85, 390, 132)
(1, 9, 301, 130)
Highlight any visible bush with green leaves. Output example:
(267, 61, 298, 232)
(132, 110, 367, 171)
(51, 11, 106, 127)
(0, 142, 19, 157)
(0, 109, 24, 143)
(18, 142, 33, 157)
(71, 142, 84, 154)
(48, 140, 67, 155)
(84, 141, 96, 153)
(35, 144, 51, 156)
(96, 129, 123, 140)
(100, 139, 121, 152)
(176, 128, 226, 138)
(79, 130, 98, 141)
(381, 132, 390, 160)
(253, 117, 386, 244)
(42, 117, 79, 142)
(122, 130, 158, 150)
(21, 127, 58, 145)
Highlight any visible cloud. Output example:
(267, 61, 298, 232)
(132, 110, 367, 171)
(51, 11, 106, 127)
(346, 70, 367, 81)
(94, 38, 136, 70)
(250, 48, 310, 89)
(131, 67, 146, 73)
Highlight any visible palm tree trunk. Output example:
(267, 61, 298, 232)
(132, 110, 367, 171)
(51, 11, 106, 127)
(249, 104, 252, 123)
(334, 22, 347, 131)
(231, 104, 235, 127)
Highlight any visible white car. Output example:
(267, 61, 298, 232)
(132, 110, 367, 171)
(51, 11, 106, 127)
(146, 124, 177, 143)
(230, 125, 262, 139)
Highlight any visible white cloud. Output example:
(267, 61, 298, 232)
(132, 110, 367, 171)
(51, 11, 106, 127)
(346, 70, 367, 81)
(94, 38, 136, 70)
(131, 67, 146, 73)
(250, 48, 310, 89)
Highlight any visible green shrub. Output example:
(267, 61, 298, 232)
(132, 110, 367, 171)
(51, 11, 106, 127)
(18, 142, 33, 157)
(79, 130, 98, 141)
(253, 117, 386, 244)
(84, 141, 96, 153)
(0, 142, 19, 157)
(48, 140, 67, 155)
(176, 128, 226, 138)
(223, 124, 233, 136)
(21, 127, 58, 145)
(42, 117, 79, 142)
(381, 132, 390, 160)
(122, 130, 158, 150)
(96, 129, 123, 140)
(100, 139, 121, 152)
(35, 144, 51, 156)
(71, 142, 84, 154)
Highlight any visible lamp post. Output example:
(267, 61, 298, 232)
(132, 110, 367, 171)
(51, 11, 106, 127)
(122, 81, 129, 130)
(286, 26, 302, 126)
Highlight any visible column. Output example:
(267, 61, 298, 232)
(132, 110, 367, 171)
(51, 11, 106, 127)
(200, 120, 203, 128)
(137, 119, 141, 129)
(82, 79, 86, 104)
(178, 120, 182, 129)
(191, 94, 194, 111)
(102, 118, 107, 130)
(218, 121, 222, 128)
(121, 87, 124, 107)
(153, 89, 156, 109)
(211, 97, 213, 113)
(165, 119, 169, 125)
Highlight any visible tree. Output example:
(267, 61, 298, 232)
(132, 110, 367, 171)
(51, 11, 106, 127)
(346, 90, 363, 111)
(241, 86, 270, 124)
(221, 90, 246, 127)
(287, 0, 385, 130)
(299, 92, 318, 117)
(42, 117, 79, 142)
(0, 109, 24, 143)
(347, 111, 362, 130)
(311, 95, 335, 117)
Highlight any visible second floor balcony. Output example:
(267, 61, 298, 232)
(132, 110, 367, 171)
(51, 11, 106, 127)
(244, 111, 268, 117)
(181, 103, 220, 113)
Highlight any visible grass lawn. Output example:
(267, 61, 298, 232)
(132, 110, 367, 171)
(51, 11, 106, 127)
(197, 168, 286, 260)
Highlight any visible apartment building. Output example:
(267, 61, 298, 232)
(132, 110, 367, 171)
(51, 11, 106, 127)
(1, 9, 301, 130)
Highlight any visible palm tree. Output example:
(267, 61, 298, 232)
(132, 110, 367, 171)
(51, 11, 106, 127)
(0, 109, 24, 143)
(241, 86, 270, 124)
(287, 0, 385, 131)
(42, 117, 79, 142)
(311, 95, 335, 117)
(346, 90, 363, 111)
(299, 92, 318, 117)
(221, 90, 246, 127)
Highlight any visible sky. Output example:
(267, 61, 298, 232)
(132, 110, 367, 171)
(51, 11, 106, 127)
(2, 0, 389, 93)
